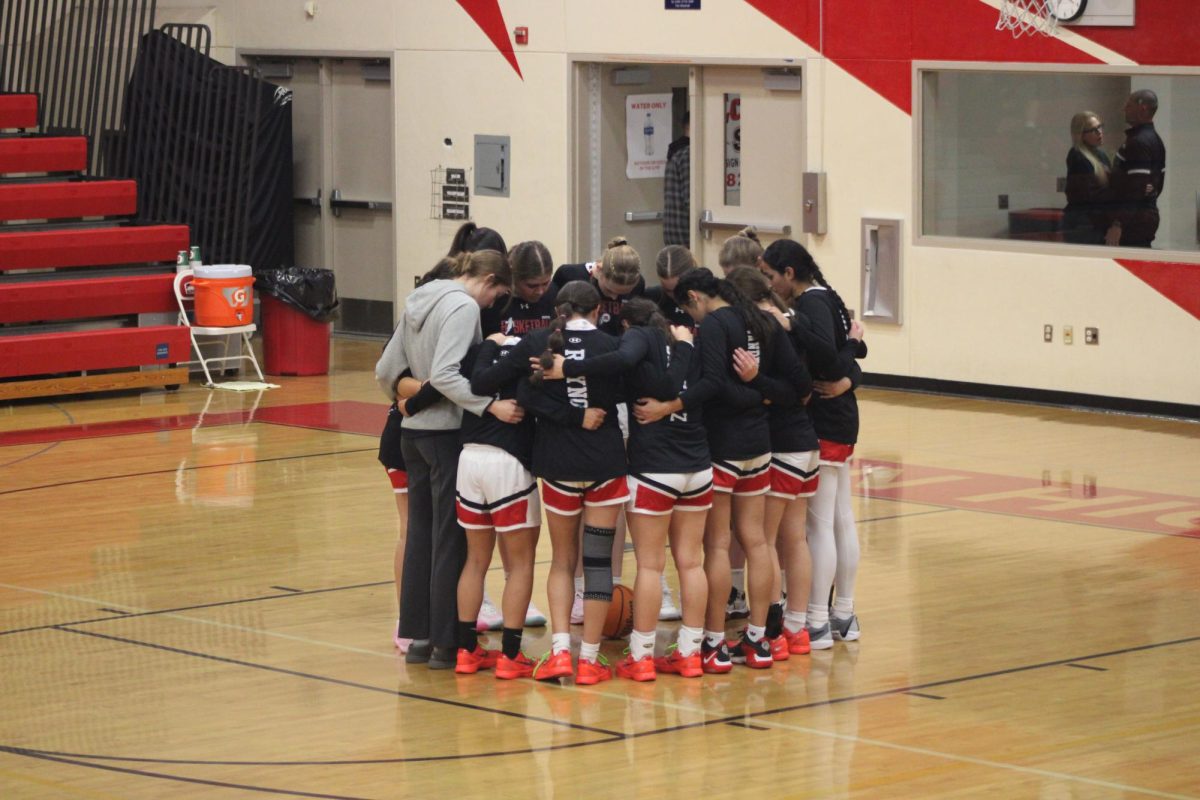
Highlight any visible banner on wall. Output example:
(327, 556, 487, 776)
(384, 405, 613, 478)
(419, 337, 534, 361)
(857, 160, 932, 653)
(626, 93, 672, 179)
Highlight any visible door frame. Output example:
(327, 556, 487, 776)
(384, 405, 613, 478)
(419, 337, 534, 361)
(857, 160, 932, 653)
(239, 48, 397, 332)
(567, 54, 812, 265)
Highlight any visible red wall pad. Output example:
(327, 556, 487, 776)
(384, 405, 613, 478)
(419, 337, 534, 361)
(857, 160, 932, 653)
(0, 137, 88, 174)
(0, 274, 177, 324)
(0, 94, 38, 129)
(0, 181, 137, 222)
(0, 225, 189, 270)
(0, 326, 190, 378)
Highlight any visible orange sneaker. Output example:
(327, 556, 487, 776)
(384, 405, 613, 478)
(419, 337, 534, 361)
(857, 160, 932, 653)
(495, 651, 535, 680)
(455, 645, 499, 674)
(533, 650, 574, 681)
(783, 627, 811, 655)
(654, 645, 703, 678)
(575, 655, 613, 685)
(615, 652, 656, 682)
(769, 634, 791, 662)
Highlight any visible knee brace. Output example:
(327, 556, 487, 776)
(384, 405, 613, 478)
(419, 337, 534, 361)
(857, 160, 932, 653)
(581, 524, 615, 601)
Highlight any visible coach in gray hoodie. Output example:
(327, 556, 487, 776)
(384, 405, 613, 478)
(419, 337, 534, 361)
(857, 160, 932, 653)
(375, 250, 514, 667)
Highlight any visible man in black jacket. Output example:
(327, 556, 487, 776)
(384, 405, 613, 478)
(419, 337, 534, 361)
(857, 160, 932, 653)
(1107, 89, 1166, 248)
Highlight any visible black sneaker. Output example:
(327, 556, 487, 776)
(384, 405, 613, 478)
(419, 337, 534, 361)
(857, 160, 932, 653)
(405, 640, 432, 664)
(428, 646, 456, 670)
(725, 587, 750, 620)
(701, 640, 732, 674)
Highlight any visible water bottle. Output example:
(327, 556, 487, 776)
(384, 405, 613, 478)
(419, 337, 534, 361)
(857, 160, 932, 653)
(644, 112, 654, 156)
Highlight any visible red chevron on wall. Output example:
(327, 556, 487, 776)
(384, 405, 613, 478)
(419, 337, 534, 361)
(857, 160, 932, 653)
(457, 0, 523, 80)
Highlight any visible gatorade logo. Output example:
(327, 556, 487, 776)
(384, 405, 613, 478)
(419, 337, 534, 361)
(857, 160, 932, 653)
(222, 286, 250, 308)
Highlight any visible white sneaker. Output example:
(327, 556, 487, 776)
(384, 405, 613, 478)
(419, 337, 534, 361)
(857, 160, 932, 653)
(658, 586, 682, 621)
(570, 591, 584, 625)
(475, 598, 503, 632)
(525, 601, 547, 628)
(725, 587, 750, 620)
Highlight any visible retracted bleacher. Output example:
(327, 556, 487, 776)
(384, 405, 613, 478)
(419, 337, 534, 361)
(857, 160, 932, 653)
(0, 93, 191, 400)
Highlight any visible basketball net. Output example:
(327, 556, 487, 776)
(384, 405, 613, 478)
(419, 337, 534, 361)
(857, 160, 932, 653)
(996, 0, 1059, 37)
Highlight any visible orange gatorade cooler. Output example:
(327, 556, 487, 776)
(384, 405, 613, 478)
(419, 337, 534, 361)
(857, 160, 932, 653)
(193, 264, 254, 326)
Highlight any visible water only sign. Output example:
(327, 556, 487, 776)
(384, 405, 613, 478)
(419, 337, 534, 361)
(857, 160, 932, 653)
(625, 93, 672, 179)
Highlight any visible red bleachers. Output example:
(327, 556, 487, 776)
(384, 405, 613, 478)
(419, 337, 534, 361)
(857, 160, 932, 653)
(0, 224, 190, 270)
(0, 94, 38, 129)
(0, 94, 193, 400)
(0, 274, 177, 324)
(0, 327, 190, 379)
(0, 137, 88, 174)
(0, 180, 137, 222)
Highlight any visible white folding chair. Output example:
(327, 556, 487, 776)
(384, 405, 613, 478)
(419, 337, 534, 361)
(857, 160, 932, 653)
(173, 269, 264, 387)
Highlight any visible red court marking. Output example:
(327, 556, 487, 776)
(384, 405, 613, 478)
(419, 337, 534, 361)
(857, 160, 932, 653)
(855, 459, 1200, 538)
(0, 411, 253, 447)
(252, 400, 388, 437)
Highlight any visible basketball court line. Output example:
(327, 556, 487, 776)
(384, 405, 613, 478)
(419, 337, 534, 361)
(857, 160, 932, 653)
(750, 716, 1195, 800)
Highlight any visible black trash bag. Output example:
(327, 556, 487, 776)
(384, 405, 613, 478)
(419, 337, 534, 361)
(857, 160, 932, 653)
(256, 267, 339, 322)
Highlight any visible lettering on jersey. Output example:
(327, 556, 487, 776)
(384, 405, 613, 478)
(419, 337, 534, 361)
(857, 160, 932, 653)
(670, 378, 689, 423)
(564, 348, 587, 408)
(504, 316, 552, 335)
(746, 330, 761, 364)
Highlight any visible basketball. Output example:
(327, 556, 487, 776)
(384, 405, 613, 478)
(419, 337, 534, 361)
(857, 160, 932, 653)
(602, 584, 634, 639)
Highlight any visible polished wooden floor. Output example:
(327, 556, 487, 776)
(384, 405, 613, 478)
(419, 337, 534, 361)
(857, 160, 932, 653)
(1, 339, 1198, 799)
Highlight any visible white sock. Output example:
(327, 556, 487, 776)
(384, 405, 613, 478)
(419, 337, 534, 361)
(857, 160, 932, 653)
(784, 610, 807, 634)
(551, 632, 571, 655)
(481, 587, 495, 605)
(579, 641, 600, 662)
(807, 604, 829, 628)
(629, 629, 655, 660)
(746, 624, 766, 643)
(832, 597, 854, 618)
(677, 626, 703, 657)
(731, 568, 745, 593)
(704, 629, 725, 648)
(660, 573, 671, 593)
(574, 576, 584, 595)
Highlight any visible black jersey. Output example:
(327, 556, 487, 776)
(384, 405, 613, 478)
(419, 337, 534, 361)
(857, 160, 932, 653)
(795, 287, 861, 445)
(766, 326, 819, 454)
(480, 282, 559, 336)
(472, 321, 626, 481)
(460, 340, 535, 468)
(563, 325, 708, 473)
(644, 284, 694, 329)
(552, 262, 645, 337)
(678, 306, 802, 461)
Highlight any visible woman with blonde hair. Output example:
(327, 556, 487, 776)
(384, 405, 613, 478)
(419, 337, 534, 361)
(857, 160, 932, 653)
(1063, 111, 1113, 245)
(718, 226, 763, 275)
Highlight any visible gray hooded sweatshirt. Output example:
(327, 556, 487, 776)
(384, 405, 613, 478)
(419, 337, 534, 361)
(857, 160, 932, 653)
(374, 279, 491, 431)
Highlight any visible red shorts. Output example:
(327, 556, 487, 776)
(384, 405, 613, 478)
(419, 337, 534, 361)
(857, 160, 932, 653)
(768, 451, 820, 500)
(818, 440, 855, 466)
(712, 454, 771, 496)
(627, 470, 714, 515)
(386, 467, 408, 494)
(541, 477, 629, 516)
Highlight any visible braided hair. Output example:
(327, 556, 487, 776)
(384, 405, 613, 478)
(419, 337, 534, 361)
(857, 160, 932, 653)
(761, 239, 852, 335)
(672, 267, 773, 348)
(530, 280, 600, 386)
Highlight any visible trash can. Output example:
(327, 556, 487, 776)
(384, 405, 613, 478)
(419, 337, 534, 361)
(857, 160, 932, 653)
(256, 267, 339, 376)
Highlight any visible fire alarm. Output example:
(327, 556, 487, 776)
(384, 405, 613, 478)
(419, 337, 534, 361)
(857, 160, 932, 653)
(514, 26, 528, 45)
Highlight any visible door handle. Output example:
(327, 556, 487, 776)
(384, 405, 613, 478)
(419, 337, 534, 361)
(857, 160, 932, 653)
(698, 210, 791, 240)
(329, 188, 393, 217)
(624, 211, 662, 223)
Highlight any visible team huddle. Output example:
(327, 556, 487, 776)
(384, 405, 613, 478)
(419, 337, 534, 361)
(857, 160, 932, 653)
(376, 223, 864, 684)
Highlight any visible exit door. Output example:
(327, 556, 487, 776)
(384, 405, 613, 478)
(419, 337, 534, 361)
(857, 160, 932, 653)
(261, 56, 395, 335)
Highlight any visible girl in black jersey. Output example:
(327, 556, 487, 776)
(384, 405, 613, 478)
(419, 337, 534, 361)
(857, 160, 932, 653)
(760, 239, 866, 651)
(551, 236, 645, 338)
(726, 267, 819, 660)
(543, 298, 709, 679)
(636, 268, 805, 671)
(472, 281, 626, 685)
(452, 334, 541, 680)
(644, 245, 697, 329)
(481, 240, 558, 337)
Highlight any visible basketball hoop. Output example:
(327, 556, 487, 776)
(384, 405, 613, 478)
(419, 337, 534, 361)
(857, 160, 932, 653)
(996, 0, 1059, 37)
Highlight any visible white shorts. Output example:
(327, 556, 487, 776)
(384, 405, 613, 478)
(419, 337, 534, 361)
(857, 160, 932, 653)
(712, 453, 771, 496)
(627, 469, 714, 515)
(767, 451, 820, 500)
(541, 476, 629, 516)
(456, 444, 541, 532)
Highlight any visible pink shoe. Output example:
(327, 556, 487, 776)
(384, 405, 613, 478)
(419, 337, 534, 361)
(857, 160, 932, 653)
(393, 622, 412, 654)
